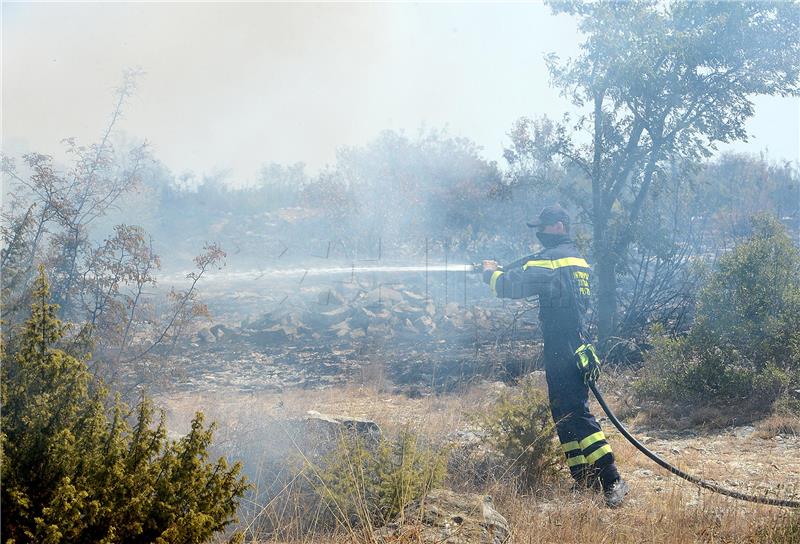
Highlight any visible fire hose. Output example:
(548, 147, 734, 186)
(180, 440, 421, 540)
(589, 381, 800, 508)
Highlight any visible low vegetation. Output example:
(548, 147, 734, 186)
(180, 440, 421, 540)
(636, 214, 800, 417)
(0, 269, 248, 544)
(309, 430, 447, 528)
(470, 375, 561, 490)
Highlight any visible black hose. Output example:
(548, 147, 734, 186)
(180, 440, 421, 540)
(589, 381, 800, 508)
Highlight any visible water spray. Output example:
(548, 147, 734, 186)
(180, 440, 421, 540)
(159, 263, 483, 284)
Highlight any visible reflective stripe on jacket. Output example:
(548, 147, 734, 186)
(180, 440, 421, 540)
(483, 237, 592, 354)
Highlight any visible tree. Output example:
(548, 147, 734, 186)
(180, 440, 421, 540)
(331, 128, 503, 249)
(1, 69, 148, 324)
(692, 152, 800, 243)
(1, 268, 248, 543)
(505, 1, 800, 345)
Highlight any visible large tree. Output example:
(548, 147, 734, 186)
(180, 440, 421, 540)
(505, 1, 800, 345)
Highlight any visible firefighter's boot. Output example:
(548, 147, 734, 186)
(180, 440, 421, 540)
(603, 478, 629, 508)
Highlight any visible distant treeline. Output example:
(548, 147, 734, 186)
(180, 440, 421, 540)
(104, 129, 799, 270)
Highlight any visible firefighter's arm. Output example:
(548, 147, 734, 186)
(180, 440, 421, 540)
(482, 260, 552, 299)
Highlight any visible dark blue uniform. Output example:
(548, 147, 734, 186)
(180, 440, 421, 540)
(483, 235, 620, 488)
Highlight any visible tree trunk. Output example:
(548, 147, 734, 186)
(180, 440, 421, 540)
(592, 209, 617, 350)
(595, 247, 617, 350)
(590, 91, 617, 350)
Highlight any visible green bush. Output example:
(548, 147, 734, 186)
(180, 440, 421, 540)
(300, 429, 447, 530)
(1, 268, 249, 544)
(471, 376, 560, 489)
(637, 214, 800, 412)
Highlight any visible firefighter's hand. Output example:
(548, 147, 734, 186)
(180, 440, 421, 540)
(482, 260, 499, 272)
(575, 343, 602, 385)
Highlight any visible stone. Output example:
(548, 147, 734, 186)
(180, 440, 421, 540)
(378, 489, 510, 544)
(209, 324, 229, 339)
(363, 287, 404, 305)
(393, 301, 424, 316)
(301, 410, 382, 454)
(416, 315, 437, 334)
(403, 290, 426, 301)
(403, 318, 420, 335)
(197, 328, 216, 343)
(318, 289, 346, 306)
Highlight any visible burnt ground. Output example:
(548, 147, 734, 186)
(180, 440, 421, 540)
(126, 267, 545, 396)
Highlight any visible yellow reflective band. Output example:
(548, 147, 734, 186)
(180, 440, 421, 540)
(566, 455, 588, 467)
(579, 431, 606, 450)
(586, 444, 613, 465)
(561, 441, 580, 453)
(523, 257, 590, 271)
(489, 271, 503, 295)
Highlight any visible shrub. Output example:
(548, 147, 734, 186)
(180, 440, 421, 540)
(0, 268, 249, 544)
(636, 214, 800, 412)
(471, 376, 560, 489)
(306, 429, 447, 529)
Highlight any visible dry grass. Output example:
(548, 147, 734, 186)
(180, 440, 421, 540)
(157, 380, 800, 544)
(755, 412, 800, 439)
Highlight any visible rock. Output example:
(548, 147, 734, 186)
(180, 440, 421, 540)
(317, 306, 352, 326)
(303, 410, 382, 449)
(416, 315, 437, 334)
(368, 322, 392, 337)
(362, 287, 404, 305)
(403, 290, 426, 301)
(378, 489, 510, 544)
(446, 428, 487, 448)
(445, 426, 505, 489)
(329, 319, 351, 337)
(350, 309, 371, 330)
(403, 318, 420, 335)
(197, 328, 216, 344)
(318, 289, 346, 306)
(393, 301, 424, 316)
(209, 324, 229, 339)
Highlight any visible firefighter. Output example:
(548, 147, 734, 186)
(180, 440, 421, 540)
(481, 205, 629, 507)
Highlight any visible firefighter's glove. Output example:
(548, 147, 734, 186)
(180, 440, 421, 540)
(575, 343, 602, 385)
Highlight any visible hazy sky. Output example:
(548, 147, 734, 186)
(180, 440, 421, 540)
(3, 2, 799, 185)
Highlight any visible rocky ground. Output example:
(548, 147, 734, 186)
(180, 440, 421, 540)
(130, 270, 542, 395)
